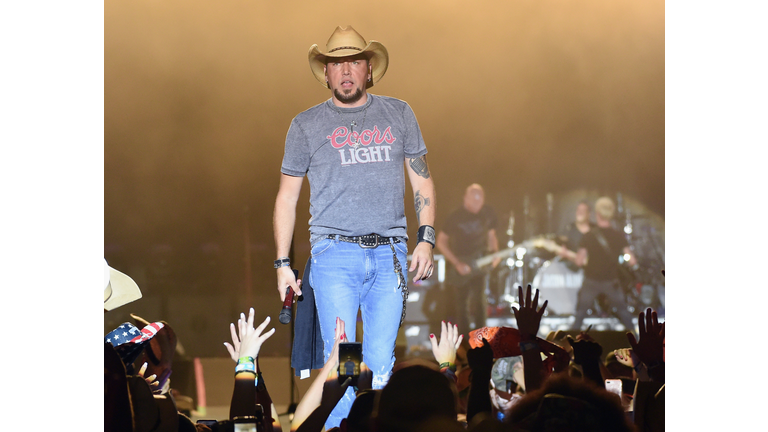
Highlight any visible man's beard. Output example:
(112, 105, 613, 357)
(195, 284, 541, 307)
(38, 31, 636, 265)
(334, 87, 364, 105)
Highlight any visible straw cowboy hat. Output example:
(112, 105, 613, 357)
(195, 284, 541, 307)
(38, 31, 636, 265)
(308, 26, 389, 89)
(104, 259, 142, 311)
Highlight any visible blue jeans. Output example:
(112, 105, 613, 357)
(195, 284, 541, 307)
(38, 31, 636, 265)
(309, 236, 407, 429)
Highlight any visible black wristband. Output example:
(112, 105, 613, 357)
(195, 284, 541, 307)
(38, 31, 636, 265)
(417, 225, 436, 248)
(274, 257, 291, 269)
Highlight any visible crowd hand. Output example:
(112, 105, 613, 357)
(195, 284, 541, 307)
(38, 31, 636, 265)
(538, 339, 571, 373)
(614, 348, 642, 369)
(322, 317, 348, 373)
(565, 335, 603, 365)
(511, 284, 548, 340)
(276, 266, 302, 302)
(466, 337, 494, 373)
(409, 241, 435, 282)
(322, 368, 353, 410)
(627, 307, 664, 366)
(224, 308, 276, 362)
(490, 386, 517, 412)
(429, 321, 463, 366)
(137, 361, 161, 393)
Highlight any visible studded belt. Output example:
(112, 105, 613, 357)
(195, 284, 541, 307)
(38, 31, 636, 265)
(327, 234, 402, 248)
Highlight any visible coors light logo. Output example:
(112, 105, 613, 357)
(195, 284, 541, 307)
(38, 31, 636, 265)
(327, 125, 396, 166)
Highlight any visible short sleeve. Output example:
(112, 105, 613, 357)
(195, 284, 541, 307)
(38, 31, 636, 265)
(401, 102, 427, 159)
(280, 118, 310, 177)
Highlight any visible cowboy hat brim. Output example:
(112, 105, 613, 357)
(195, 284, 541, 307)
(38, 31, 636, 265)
(104, 260, 142, 311)
(308, 40, 389, 89)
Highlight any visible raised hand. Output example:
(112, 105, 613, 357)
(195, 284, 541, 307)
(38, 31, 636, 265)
(137, 361, 160, 392)
(566, 335, 603, 365)
(224, 308, 276, 362)
(614, 348, 641, 369)
(466, 337, 494, 372)
(511, 284, 548, 340)
(429, 320, 463, 367)
(627, 308, 664, 366)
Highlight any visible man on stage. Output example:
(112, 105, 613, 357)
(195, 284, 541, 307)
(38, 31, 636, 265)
(570, 197, 636, 331)
(272, 26, 436, 428)
(557, 201, 595, 262)
(436, 183, 499, 334)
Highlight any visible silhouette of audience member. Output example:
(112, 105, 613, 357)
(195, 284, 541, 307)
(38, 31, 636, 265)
(374, 363, 460, 432)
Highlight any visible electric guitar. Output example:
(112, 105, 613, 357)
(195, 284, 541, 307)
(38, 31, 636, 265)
(535, 237, 639, 289)
(446, 238, 547, 285)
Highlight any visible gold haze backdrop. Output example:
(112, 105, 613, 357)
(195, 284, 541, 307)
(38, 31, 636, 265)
(105, 0, 664, 356)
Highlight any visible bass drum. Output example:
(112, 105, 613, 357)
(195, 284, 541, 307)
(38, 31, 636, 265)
(531, 257, 583, 316)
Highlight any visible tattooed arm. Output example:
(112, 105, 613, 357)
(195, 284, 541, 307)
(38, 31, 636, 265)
(405, 154, 436, 282)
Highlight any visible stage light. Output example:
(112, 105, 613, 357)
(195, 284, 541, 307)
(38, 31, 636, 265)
(516, 248, 526, 259)
(405, 326, 420, 337)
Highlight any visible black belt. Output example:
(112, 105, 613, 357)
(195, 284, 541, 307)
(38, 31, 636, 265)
(327, 234, 401, 248)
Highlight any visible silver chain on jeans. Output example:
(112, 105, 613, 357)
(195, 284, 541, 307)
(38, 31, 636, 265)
(390, 241, 408, 328)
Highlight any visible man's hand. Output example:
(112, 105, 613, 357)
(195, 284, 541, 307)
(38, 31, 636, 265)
(627, 307, 664, 366)
(456, 261, 472, 276)
(409, 241, 434, 282)
(511, 284, 548, 340)
(429, 321, 463, 366)
(276, 266, 302, 302)
(491, 256, 502, 269)
(466, 337, 495, 373)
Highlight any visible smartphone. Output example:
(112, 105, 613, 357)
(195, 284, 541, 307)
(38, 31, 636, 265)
(605, 379, 622, 398)
(233, 416, 258, 432)
(338, 342, 363, 386)
(196, 419, 218, 427)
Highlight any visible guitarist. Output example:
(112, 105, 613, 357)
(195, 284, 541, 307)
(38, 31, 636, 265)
(567, 196, 637, 332)
(436, 184, 500, 334)
(556, 201, 596, 267)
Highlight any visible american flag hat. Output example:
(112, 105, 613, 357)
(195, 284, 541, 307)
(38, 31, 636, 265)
(105, 321, 165, 367)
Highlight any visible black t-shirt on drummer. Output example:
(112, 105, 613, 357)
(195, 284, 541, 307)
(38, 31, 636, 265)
(578, 226, 628, 281)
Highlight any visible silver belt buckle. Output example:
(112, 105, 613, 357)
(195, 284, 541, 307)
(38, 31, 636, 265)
(359, 235, 378, 248)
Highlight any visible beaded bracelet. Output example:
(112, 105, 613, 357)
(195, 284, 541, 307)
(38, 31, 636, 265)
(439, 362, 457, 372)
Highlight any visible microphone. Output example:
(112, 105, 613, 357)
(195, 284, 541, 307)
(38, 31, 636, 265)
(279, 269, 299, 325)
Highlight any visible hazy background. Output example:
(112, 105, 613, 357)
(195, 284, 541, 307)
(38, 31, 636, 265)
(104, 0, 664, 357)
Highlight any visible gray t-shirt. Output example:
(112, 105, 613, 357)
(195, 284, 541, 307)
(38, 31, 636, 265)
(281, 94, 428, 245)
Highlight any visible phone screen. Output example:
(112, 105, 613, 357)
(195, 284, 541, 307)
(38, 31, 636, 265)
(338, 342, 362, 386)
(605, 379, 622, 398)
(234, 424, 257, 432)
(233, 416, 259, 432)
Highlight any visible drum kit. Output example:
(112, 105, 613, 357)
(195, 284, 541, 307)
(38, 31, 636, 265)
(485, 192, 666, 320)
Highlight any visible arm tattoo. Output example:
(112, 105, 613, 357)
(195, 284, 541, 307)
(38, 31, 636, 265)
(414, 190, 430, 224)
(409, 155, 430, 179)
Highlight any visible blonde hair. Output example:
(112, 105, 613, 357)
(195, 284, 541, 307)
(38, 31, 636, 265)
(594, 197, 615, 220)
